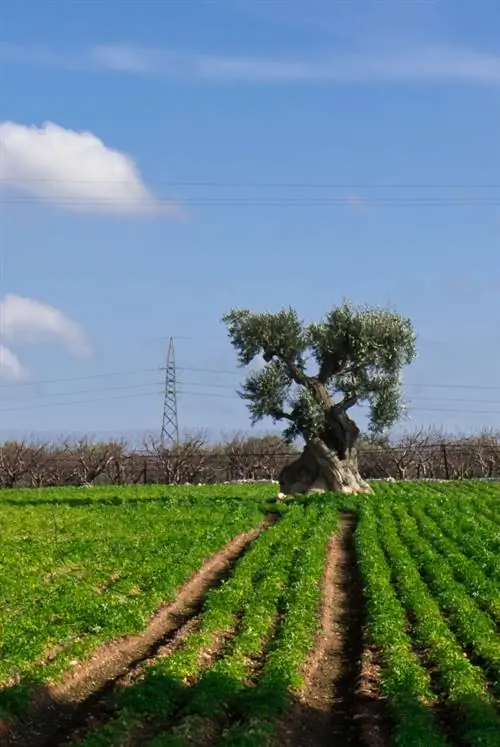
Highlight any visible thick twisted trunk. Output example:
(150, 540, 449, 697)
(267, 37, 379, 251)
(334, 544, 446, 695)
(278, 405, 372, 496)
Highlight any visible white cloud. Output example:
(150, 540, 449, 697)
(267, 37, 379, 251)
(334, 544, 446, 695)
(0, 345, 27, 382)
(3, 41, 500, 86)
(132, 43, 500, 84)
(0, 294, 92, 358)
(89, 44, 165, 74)
(0, 121, 176, 215)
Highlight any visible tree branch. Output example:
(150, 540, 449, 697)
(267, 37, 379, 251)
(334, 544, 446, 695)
(317, 352, 345, 383)
(270, 408, 295, 422)
(284, 358, 310, 386)
(338, 394, 358, 410)
(265, 349, 310, 387)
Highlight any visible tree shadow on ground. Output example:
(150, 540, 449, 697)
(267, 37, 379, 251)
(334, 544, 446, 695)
(1, 664, 494, 747)
(0, 668, 370, 747)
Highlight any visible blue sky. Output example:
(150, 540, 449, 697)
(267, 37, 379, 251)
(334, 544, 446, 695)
(1, 0, 500, 443)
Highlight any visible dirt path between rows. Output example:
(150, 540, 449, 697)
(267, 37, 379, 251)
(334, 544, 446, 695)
(1, 516, 276, 747)
(277, 511, 388, 747)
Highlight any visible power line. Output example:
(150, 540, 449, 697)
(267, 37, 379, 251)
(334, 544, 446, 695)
(0, 390, 163, 413)
(2, 376, 500, 408)
(0, 380, 164, 404)
(178, 379, 500, 405)
(0, 366, 162, 389)
(1, 361, 500, 396)
(0, 1, 454, 7)
(178, 366, 500, 393)
(176, 388, 500, 417)
(4, 177, 500, 188)
(0, 380, 499, 416)
(6, 196, 500, 208)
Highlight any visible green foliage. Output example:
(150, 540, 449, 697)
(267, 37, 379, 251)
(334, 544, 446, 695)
(0, 483, 268, 719)
(222, 300, 417, 438)
(2, 482, 500, 745)
(238, 359, 291, 426)
(407, 505, 500, 624)
(391, 504, 500, 692)
(221, 307, 308, 369)
(356, 503, 447, 746)
(281, 388, 326, 444)
(74, 499, 337, 747)
(373, 491, 500, 745)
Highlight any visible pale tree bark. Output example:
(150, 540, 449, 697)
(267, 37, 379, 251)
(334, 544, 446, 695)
(277, 389, 373, 496)
(278, 438, 372, 496)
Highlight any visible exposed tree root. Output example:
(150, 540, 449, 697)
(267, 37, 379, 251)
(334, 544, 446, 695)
(279, 440, 373, 497)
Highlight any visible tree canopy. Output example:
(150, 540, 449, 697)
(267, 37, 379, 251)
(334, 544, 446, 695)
(222, 301, 417, 442)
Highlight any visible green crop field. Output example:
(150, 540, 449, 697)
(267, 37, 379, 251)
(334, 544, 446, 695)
(0, 482, 499, 747)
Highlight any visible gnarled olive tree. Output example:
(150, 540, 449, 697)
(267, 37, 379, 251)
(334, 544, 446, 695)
(222, 301, 416, 495)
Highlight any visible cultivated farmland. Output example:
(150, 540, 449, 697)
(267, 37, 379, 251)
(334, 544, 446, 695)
(0, 482, 499, 746)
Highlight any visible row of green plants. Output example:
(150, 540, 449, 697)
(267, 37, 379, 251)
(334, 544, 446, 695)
(75, 499, 338, 747)
(374, 495, 500, 746)
(215, 499, 339, 747)
(406, 503, 500, 625)
(0, 485, 272, 720)
(355, 501, 447, 747)
(2, 481, 499, 744)
(444, 484, 500, 537)
(390, 503, 500, 695)
(447, 479, 500, 509)
(421, 495, 499, 581)
(75, 503, 302, 746)
(474, 497, 500, 525)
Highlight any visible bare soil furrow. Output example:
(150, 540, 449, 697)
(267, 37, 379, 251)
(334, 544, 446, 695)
(355, 643, 390, 747)
(59, 616, 204, 746)
(277, 511, 384, 747)
(113, 626, 242, 747)
(2, 517, 275, 747)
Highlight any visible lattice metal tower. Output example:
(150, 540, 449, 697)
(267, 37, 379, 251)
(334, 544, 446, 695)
(160, 336, 179, 448)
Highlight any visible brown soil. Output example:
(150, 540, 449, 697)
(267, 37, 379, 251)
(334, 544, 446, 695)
(1, 517, 275, 747)
(59, 616, 204, 746)
(355, 644, 390, 747)
(276, 511, 388, 747)
(107, 624, 241, 747)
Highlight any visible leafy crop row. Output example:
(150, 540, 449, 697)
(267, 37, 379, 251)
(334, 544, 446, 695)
(391, 503, 500, 694)
(0, 485, 271, 721)
(406, 503, 500, 625)
(421, 497, 499, 581)
(76, 499, 338, 747)
(216, 500, 339, 747)
(375, 498, 500, 746)
(355, 501, 447, 747)
(147, 507, 309, 747)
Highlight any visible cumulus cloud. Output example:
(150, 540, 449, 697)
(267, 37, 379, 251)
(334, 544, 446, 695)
(0, 121, 176, 215)
(0, 345, 28, 381)
(0, 294, 92, 380)
(0, 294, 92, 356)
